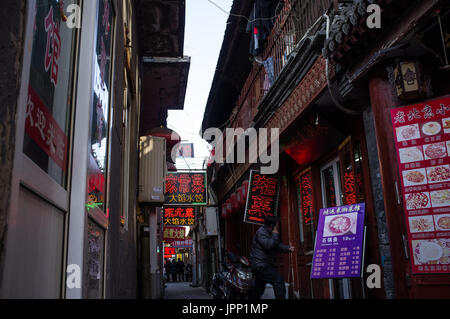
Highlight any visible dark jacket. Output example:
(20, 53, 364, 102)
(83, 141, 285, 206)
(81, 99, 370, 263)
(249, 225, 290, 268)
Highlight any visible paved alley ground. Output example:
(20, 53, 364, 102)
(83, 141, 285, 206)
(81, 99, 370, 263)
(164, 282, 212, 299)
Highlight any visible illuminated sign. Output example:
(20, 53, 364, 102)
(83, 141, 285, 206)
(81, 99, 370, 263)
(299, 169, 313, 225)
(163, 206, 196, 226)
(163, 226, 186, 242)
(164, 247, 176, 258)
(243, 170, 280, 225)
(165, 172, 207, 205)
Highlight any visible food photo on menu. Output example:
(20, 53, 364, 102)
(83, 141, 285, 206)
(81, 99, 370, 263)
(426, 165, 450, 183)
(408, 215, 435, 233)
(434, 214, 450, 231)
(405, 192, 431, 210)
(402, 168, 428, 186)
(412, 238, 450, 267)
(421, 121, 442, 136)
(399, 146, 424, 164)
(423, 142, 447, 160)
(396, 124, 421, 142)
(323, 213, 358, 237)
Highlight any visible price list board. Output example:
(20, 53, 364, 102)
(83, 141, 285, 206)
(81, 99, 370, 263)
(311, 203, 365, 279)
(391, 96, 450, 274)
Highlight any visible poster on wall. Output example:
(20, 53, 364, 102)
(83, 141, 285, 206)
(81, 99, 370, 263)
(165, 172, 207, 205)
(391, 96, 450, 274)
(311, 203, 365, 279)
(243, 170, 280, 225)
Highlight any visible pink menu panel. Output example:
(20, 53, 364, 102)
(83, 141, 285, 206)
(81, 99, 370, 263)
(391, 96, 450, 274)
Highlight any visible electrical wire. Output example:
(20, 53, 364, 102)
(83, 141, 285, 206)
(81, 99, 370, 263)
(206, 0, 282, 24)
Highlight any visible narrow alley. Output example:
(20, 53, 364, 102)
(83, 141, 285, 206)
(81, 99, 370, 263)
(164, 282, 212, 300)
(1, 0, 450, 303)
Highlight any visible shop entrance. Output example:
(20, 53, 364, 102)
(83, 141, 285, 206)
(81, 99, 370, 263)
(320, 157, 352, 299)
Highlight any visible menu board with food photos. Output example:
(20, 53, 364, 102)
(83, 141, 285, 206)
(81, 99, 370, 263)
(391, 96, 450, 274)
(311, 203, 365, 279)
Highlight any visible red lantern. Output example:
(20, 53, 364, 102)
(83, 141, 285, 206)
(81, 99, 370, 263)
(241, 180, 249, 201)
(236, 187, 243, 207)
(221, 203, 228, 218)
(208, 148, 215, 167)
(231, 193, 239, 211)
(225, 198, 233, 216)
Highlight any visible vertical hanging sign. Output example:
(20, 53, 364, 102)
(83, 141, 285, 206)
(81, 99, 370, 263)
(391, 96, 450, 274)
(243, 170, 280, 225)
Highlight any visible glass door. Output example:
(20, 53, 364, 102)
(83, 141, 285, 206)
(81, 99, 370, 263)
(320, 158, 352, 299)
(3, 0, 80, 298)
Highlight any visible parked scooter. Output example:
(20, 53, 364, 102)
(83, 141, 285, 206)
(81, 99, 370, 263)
(210, 251, 254, 299)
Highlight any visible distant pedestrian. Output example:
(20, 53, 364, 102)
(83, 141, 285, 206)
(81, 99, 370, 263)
(185, 263, 192, 282)
(170, 259, 177, 282)
(164, 259, 170, 283)
(177, 258, 185, 281)
(249, 216, 294, 299)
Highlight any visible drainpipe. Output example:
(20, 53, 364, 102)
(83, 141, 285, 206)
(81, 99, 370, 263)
(323, 13, 362, 116)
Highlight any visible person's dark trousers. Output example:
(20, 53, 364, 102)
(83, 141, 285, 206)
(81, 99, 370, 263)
(172, 273, 177, 282)
(252, 264, 286, 299)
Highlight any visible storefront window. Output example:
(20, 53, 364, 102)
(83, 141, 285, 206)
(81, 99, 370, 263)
(322, 164, 340, 208)
(23, 0, 79, 187)
(85, 0, 114, 226)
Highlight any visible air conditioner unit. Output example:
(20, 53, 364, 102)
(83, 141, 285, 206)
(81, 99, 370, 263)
(205, 207, 219, 236)
(138, 136, 167, 203)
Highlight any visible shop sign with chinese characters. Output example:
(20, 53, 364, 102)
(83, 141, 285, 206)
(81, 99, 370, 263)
(243, 170, 280, 225)
(311, 203, 365, 279)
(25, 86, 68, 171)
(163, 226, 186, 243)
(171, 239, 193, 249)
(391, 96, 450, 274)
(163, 206, 196, 226)
(165, 172, 207, 205)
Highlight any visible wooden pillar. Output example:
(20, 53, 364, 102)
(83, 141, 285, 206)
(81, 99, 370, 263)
(279, 156, 300, 298)
(368, 67, 409, 298)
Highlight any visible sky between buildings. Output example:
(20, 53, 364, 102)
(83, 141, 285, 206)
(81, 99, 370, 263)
(167, 0, 233, 170)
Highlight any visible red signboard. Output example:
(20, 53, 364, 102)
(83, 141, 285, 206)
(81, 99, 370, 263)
(163, 226, 186, 242)
(164, 247, 176, 258)
(299, 169, 313, 225)
(25, 85, 68, 171)
(391, 96, 450, 274)
(243, 170, 280, 225)
(163, 206, 196, 226)
(165, 172, 207, 205)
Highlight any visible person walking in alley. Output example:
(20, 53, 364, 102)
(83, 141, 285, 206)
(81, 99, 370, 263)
(249, 216, 294, 299)
(177, 258, 185, 281)
(170, 259, 178, 282)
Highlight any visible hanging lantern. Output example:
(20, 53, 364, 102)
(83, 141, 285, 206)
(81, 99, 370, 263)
(389, 59, 429, 100)
(231, 193, 239, 211)
(225, 198, 233, 216)
(221, 203, 228, 218)
(236, 186, 243, 207)
(241, 180, 249, 200)
(146, 126, 181, 164)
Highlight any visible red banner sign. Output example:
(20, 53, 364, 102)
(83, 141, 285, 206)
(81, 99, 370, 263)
(25, 85, 68, 171)
(391, 96, 450, 274)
